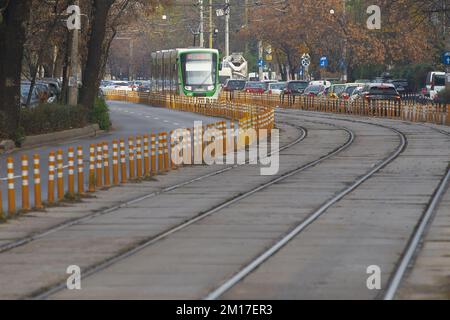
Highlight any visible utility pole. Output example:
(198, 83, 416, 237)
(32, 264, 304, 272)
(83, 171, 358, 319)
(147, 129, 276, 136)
(244, 0, 249, 53)
(209, 0, 213, 48)
(258, 40, 263, 81)
(199, 0, 204, 47)
(225, 0, 230, 57)
(129, 39, 134, 80)
(342, 0, 348, 82)
(68, 0, 80, 106)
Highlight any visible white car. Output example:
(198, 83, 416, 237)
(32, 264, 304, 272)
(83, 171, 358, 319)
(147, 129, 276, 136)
(309, 80, 331, 89)
(268, 82, 286, 95)
(349, 86, 365, 103)
(425, 71, 446, 100)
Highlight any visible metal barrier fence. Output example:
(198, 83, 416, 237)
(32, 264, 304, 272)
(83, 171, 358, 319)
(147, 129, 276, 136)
(221, 91, 450, 126)
(0, 91, 275, 219)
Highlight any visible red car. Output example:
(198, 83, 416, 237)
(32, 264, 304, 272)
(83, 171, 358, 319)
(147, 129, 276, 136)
(243, 81, 266, 94)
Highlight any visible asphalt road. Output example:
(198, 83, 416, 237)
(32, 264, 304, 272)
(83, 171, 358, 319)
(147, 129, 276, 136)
(0, 101, 220, 213)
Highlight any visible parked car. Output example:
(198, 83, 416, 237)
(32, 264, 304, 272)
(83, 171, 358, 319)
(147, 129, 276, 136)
(111, 81, 132, 91)
(328, 84, 346, 98)
(243, 81, 266, 94)
(40, 78, 61, 98)
(349, 86, 365, 103)
(358, 83, 401, 102)
(303, 84, 326, 97)
(309, 80, 331, 89)
(425, 71, 446, 100)
(283, 81, 309, 96)
(340, 83, 365, 100)
(268, 82, 286, 95)
(223, 79, 247, 92)
(136, 81, 151, 93)
(388, 79, 410, 95)
(20, 83, 41, 108)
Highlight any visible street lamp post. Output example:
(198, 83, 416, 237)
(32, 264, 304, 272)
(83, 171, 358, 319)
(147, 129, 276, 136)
(199, 0, 204, 47)
(225, 0, 230, 57)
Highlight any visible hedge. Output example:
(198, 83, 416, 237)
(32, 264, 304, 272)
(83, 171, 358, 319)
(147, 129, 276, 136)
(0, 97, 111, 144)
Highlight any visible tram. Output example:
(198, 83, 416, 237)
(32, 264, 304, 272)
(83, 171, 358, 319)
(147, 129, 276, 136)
(150, 48, 221, 98)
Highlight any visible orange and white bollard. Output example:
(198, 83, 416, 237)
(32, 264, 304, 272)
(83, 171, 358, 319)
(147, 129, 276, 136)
(112, 140, 119, 185)
(158, 133, 165, 172)
(88, 144, 96, 192)
(96, 143, 103, 188)
(128, 136, 135, 179)
(151, 133, 157, 174)
(120, 138, 127, 183)
(143, 134, 150, 176)
(67, 147, 75, 195)
(33, 154, 43, 209)
(21, 155, 30, 211)
(103, 142, 111, 187)
(136, 135, 143, 178)
(77, 146, 84, 194)
(7, 157, 15, 215)
(56, 149, 64, 201)
(48, 151, 56, 204)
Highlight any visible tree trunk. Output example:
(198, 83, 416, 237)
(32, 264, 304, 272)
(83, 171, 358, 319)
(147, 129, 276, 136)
(0, 0, 32, 139)
(79, 0, 114, 110)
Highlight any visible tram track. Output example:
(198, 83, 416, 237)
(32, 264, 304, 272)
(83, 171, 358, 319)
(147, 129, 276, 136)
(30, 120, 355, 299)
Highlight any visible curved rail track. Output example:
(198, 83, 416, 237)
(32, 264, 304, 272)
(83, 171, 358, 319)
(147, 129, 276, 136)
(2, 108, 448, 300)
(31, 120, 355, 299)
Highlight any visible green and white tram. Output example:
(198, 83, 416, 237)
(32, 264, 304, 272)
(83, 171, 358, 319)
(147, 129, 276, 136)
(150, 48, 221, 98)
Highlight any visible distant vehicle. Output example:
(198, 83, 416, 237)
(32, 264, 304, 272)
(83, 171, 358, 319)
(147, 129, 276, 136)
(283, 80, 309, 96)
(425, 71, 446, 100)
(358, 83, 401, 102)
(340, 83, 365, 100)
(135, 81, 151, 93)
(243, 81, 266, 94)
(20, 83, 40, 108)
(112, 81, 132, 91)
(388, 79, 410, 95)
(268, 82, 286, 95)
(223, 79, 247, 92)
(22, 81, 55, 104)
(328, 84, 346, 98)
(151, 48, 221, 98)
(349, 86, 365, 103)
(40, 78, 61, 97)
(219, 53, 248, 84)
(303, 84, 326, 97)
(309, 80, 331, 89)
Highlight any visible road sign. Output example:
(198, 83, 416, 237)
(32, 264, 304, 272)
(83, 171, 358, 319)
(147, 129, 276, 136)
(301, 58, 310, 68)
(320, 56, 328, 68)
(442, 51, 450, 65)
(301, 53, 311, 68)
(257, 59, 265, 67)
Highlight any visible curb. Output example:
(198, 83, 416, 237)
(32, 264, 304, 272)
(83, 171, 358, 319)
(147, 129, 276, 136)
(0, 124, 102, 154)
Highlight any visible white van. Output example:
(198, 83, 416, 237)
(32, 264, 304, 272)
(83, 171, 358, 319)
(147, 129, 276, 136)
(425, 71, 446, 100)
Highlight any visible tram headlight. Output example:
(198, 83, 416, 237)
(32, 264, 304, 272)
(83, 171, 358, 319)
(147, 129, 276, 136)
(207, 85, 214, 91)
(185, 86, 192, 91)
